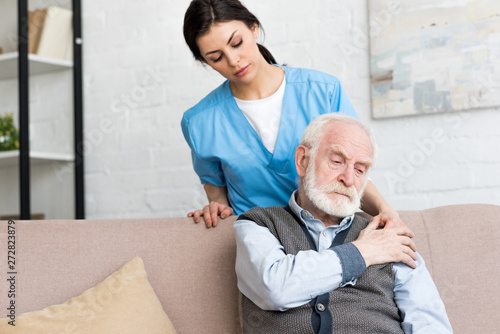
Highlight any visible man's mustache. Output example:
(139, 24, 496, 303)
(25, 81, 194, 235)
(317, 181, 358, 201)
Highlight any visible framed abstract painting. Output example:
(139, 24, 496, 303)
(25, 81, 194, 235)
(369, 0, 500, 118)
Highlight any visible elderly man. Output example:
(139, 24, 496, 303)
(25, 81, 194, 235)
(234, 114, 452, 333)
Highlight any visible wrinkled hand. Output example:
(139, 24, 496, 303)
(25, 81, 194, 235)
(187, 201, 234, 228)
(352, 218, 418, 269)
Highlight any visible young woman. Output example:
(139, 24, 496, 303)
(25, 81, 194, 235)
(182, 0, 402, 228)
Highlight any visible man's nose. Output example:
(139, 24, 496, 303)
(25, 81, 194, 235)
(338, 165, 355, 187)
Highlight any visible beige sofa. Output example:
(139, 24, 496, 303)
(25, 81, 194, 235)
(1, 203, 499, 333)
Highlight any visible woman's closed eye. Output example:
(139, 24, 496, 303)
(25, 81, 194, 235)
(210, 39, 243, 63)
(212, 54, 223, 63)
(232, 39, 243, 48)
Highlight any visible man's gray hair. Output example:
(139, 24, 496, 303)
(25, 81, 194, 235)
(300, 113, 378, 162)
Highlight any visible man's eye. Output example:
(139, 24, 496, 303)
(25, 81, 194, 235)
(356, 167, 366, 175)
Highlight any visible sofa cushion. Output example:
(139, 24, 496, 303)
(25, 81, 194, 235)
(0, 257, 177, 334)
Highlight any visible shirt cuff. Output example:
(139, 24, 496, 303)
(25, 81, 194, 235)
(330, 243, 366, 285)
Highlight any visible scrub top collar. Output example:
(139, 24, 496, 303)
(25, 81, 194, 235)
(220, 65, 297, 173)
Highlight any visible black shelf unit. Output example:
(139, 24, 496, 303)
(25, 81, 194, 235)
(16, 0, 84, 219)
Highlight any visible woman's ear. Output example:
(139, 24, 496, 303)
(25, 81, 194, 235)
(295, 145, 310, 178)
(252, 23, 259, 39)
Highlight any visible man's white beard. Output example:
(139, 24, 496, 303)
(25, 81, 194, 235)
(303, 158, 364, 218)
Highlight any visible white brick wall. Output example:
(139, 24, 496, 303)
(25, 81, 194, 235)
(81, 0, 500, 218)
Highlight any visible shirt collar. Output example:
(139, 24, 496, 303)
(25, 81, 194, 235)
(288, 190, 355, 228)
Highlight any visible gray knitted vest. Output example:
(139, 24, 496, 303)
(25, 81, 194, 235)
(238, 206, 404, 334)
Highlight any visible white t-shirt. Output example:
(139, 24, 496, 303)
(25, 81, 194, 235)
(234, 75, 286, 154)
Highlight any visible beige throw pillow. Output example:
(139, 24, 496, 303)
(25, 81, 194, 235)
(0, 257, 177, 334)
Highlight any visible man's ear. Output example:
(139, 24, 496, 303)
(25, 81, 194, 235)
(295, 145, 310, 178)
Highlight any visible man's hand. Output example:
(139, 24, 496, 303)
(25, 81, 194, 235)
(352, 219, 418, 269)
(187, 201, 234, 228)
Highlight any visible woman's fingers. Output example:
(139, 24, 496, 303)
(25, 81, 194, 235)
(187, 202, 234, 227)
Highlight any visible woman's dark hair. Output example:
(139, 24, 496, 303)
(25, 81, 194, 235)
(183, 0, 277, 64)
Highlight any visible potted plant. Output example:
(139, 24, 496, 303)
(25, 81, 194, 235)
(0, 113, 20, 151)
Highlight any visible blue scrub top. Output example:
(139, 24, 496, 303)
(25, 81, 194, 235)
(181, 66, 358, 214)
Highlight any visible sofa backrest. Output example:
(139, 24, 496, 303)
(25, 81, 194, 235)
(399, 204, 500, 333)
(0, 217, 241, 334)
(1, 204, 499, 333)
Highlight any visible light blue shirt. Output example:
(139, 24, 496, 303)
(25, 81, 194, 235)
(181, 66, 357, 214)
(234, 191, 453, 333)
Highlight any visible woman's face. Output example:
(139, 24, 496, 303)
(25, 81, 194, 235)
(196, 20, 262, 84)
